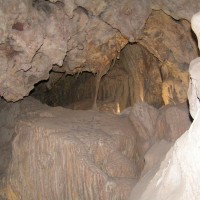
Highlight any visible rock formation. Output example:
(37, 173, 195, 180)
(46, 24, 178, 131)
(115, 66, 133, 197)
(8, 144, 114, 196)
(0, 97, 142, 200)
(129, 11, 200, 200)
(0, 1, 199, 200)
(155, 103, 191, 141)
(32, 10, 198, 110)
(0, 99, 191, 199)
(32, 43, 163, 110)
(0, 0, 198, 104)
(139, 10, 198, 105)
(0, 0, 128, 101)
(151, 0, 200, 20)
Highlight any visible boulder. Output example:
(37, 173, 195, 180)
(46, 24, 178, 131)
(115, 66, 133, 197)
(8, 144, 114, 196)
(155, 103, 191, 141)
(127, 103, 159, 155)
(0, 97, 141, 200)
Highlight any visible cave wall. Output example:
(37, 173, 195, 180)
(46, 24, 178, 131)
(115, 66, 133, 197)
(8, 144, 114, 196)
(32, 43, 163, 110)
(139, 11, 198, 105)
(0, 0, 200, 102)
(32, 10, 198, 111)
(0, 98, 191, 200)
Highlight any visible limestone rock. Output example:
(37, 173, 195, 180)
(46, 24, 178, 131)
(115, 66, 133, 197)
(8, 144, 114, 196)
(116, 44, 163, 108)
(0, 1, 198, 103)
(155, 103, 191, 141)
(128, 103, 159, 155)
(75, 0, 107, 16)
(141, 140, 173, 176)
(1, 97, 141, 200)
(139, 10, 198, 105)
(128, 140, 173, 200)
(0, 1, 69, 101)
(0, 100, 21, 180)
(0, 0, 127, 102)
(129, 12, 200, 200)
(32, 43, 163, 111)
(101, 0, 151, 42)
(129, 117, 200, 200)
(151, 0, 200, 21)
(63, 15, 128, 73)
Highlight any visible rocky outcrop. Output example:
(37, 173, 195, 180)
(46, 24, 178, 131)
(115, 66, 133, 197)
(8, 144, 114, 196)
(0, 97, 141, 200)
(139, 11, 198, 105)
(115, 44, 163, 108)
(0, 97, 192, 199)
(1, 0, 197, 103)
(123, 102, 191, 155)
(0, 0, 129, 102)
(0, 100, 20, 181)
(32, 10, 199, 109)
(126, 103, 159, 156)
(129, 11, 200, 200)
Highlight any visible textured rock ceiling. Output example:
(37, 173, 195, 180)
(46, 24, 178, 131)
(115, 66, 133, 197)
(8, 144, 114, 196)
(0, 0, 200, 101)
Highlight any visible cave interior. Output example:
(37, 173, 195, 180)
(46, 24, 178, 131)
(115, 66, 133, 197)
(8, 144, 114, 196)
(0, 0, 200, 199)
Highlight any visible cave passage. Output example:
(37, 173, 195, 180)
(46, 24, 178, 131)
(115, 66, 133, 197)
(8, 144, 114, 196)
(32, 43, 165, 114)
(0, 1, 200, 199)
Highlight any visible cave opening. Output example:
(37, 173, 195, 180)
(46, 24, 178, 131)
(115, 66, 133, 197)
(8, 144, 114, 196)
(0, 1, 200, 199)
(31, 42, 164, 114)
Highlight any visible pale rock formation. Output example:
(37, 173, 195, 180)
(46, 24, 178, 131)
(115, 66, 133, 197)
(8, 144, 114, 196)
(0, 92, 193, 199)
(191, 11, 200, 49)
(0, 97, 141, 200)
(129, 11, 200, 200)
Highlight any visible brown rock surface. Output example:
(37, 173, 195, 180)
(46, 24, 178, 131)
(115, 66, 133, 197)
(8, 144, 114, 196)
(141, 140, 173, 176)
(101, 0, 151, 42)
(129, 14, 200, 199)
(155, 103, 191, 141)
(116, 44, 163, 108)
(0, 100, 20, 180)
(0, 1, 198, 104)
(124, 102, 191, 158)
(32, 43, 164, 110)
(0, 97, 141, 200)
(139, 10, 198, 105)
(127, 103, 159, 156)
(128, 139, 173, 200)
(0, 0, 127, 102)
(151, 0, 200, 21)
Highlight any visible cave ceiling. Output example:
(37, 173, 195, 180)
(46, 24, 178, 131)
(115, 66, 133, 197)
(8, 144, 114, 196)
(0, 0, 200, 102)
